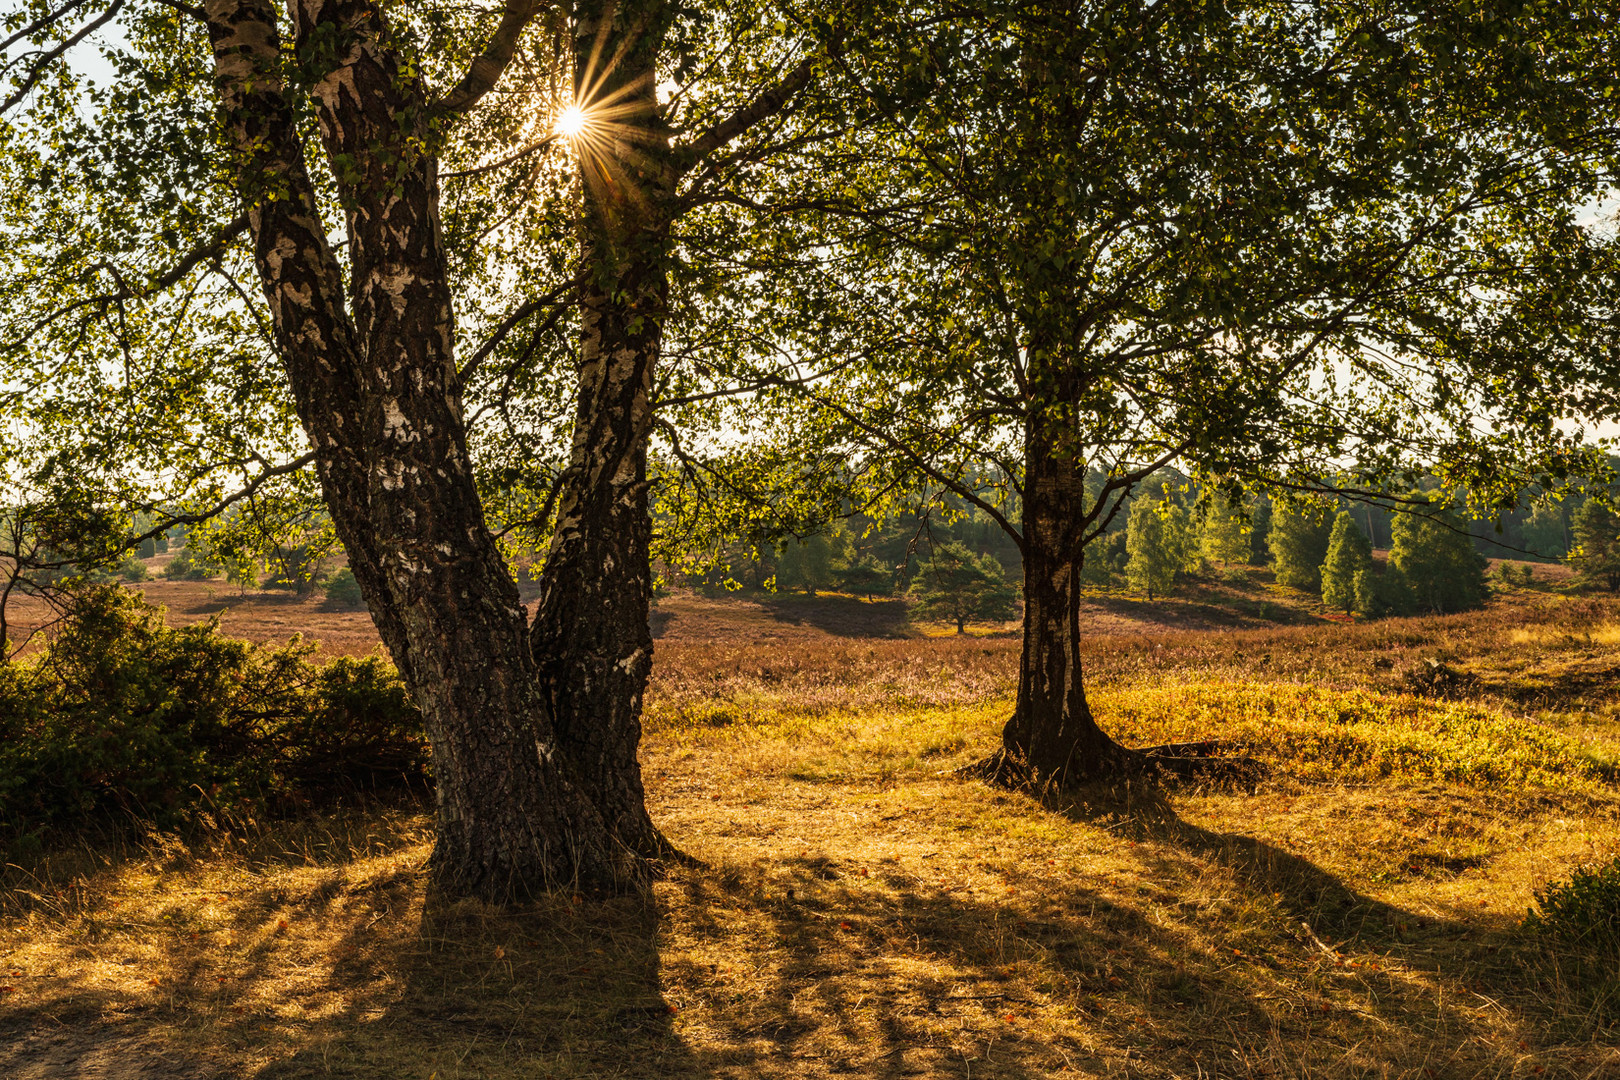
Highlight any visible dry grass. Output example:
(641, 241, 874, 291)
(4, 589, 1620, 1077)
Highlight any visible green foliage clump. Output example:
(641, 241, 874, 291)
(160, 545, 215, 581)
(1126, 495, 1192, 599)
(1352, 564, 1414, 619)
(0, 587, 425, 836)
(1391, 496, 1488, 613)
(1321, 511, 1374, 614)
(1570, 500, 1620, 592)
(908, 542, 1017, 633)
(1267, 499, 1332, 592)
(323, 567, 364, 608)
(1525, 857, 1620, 954)
(838, 556, 892, 600)
(1199, 494, 1252, 567)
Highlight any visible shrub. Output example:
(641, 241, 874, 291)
(323, 567, 364, 607)
(1526, 857, 1620, 952)
(0, 586, 425, 836)
(160, 545, 213, 581)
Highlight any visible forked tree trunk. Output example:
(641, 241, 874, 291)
(529, 0, 672, 858)
(974, 402, 1136, 789)
(205, 0, 632, 898)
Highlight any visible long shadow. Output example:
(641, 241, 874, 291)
(755, 594, 914, 639)
(3, 786, 1610, 1078)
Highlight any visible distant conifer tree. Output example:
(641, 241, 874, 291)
(1570, 499, 1620, 592)
(908, 542, 1017, 632)
(1321, 511, 1374, 613)
(1391, 495, 1488, 613)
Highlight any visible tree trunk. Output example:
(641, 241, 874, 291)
(529, 0, 673, 858)
(205, 0, 632, 898)
(974, 405, 1136, 789)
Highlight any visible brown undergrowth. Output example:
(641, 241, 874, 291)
(4, 591, 1620, 1078)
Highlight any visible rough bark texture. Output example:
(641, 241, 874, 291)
(529, 0, 674, 858)
(972, 402, 1136, 790)
(203, 0, 630, 898)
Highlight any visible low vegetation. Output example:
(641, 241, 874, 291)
(0, 587, 424, 838)
(2, 587, 1618, 1077)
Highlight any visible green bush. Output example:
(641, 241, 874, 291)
(160, 545, 213, 581)
(1526, 857, 1620, 951)
(323, 567, 364, 607)
(0, 586, 426, 836)
(1352, 564, 1414, 619)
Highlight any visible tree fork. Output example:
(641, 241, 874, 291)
(529, 0, 676, 860)
(204, 0, 635, 898)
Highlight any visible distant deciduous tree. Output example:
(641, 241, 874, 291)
(778, 534, 836, 595)
(1200, 494, 1252, 568)
(1126, 496, 1189, 600)
(1570, 500, 1620, 592)
(909, 542, 1017, 633)
(839, 556, 893, 600)
(1391, 497, 1489, 613)
(1268, 500, 1333, 593)
(1321, 511, 1374, 614)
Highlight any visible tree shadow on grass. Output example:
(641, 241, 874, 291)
(3, 786, 1612, 1079)
(755, 594, 914, 639)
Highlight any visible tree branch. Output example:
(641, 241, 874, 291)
(126, 452, 319, 547)
(678, 49, 822, 175)
(1, 0, 124, 115)
(0, 0, 94, 53)
(457, 276, 577, 389)
(435, 0, 547, 116)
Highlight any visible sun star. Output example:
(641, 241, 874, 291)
(556, 104, 587, 138)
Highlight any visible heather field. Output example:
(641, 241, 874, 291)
(2, 574, 1619, 1079)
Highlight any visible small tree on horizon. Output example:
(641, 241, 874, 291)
(1570, 499, 1620, 592)
(908, 542, 1018, 633)
(1391, 495, 1489, 613)
(1126, 495, 1189, 600)
(1321, 511, 1374, 614)
(1268, 499, 1333, 592)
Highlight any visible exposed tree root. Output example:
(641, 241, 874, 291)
(957, 739, 1267, 793)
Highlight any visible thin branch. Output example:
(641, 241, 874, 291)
(1, 0, 125, 115)
(126, 452, 318, 547)
(150, 0, 204, 19)
(440, 132, 560, 179)
(457, 276, 577, 389)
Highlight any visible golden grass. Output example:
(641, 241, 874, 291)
(5, 594, 1620, 1077)
(1509, 623, 1620, 648)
